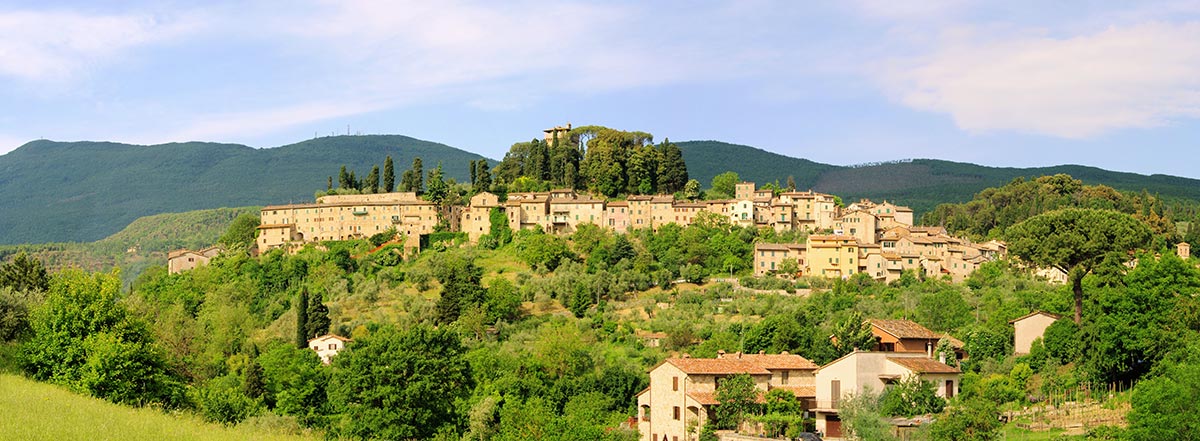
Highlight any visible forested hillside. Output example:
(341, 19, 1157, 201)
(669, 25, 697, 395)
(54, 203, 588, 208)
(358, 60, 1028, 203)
(677, 141, 1200, 215)
(0, 135, 491, 244)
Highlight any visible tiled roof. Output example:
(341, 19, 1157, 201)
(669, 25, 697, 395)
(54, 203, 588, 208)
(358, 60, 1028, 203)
(687, 391, 768, 406)
(666, 358, 771, 375)
(887, 356, 960, 374)
(870, 319, 942, 340)
(755, 243, 793, 251)
(733, 353, 819, 370)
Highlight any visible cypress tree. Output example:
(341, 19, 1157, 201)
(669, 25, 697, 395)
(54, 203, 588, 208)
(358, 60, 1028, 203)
(469, 160, 478, 186)
(477, 162, 492, 192)
(383, 155, 395, 193)
(366, 165, 380, 194)
(656, 139, 688, 194)
(412, 157, 424, 193)
(295, 288, 310, 348)
(338, 166, 350, 189)
(327, 176, 333, 191)
(306, 292, 331, 339)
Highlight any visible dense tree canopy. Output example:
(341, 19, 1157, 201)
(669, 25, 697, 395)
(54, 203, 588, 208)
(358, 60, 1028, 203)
(328, 324, 473, 439)
(1005, 208, 1151, 323)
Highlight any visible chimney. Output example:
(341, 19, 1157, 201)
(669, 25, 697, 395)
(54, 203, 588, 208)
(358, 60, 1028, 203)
(926, 342, 933, 358)
(781, 351, 789, 355)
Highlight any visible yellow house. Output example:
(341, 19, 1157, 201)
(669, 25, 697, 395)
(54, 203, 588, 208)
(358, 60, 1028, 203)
(461, 192, 500, 243)
(258, 191, 444, 253)
(806, 235, 864, 278)
(167, 246, 223, 274)
(1010, 311, 1061, 355)
(754, 242, 807, 277)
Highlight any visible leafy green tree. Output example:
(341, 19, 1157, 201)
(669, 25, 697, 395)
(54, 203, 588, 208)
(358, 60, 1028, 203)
(831, 312, 876, 357)
(840, 389, 895, 441)
(218, 213, 260, 250)
(710, 171, 739, 198)
(0, 252, 49, 293)
(626, 144, 659, 195)
(1126, 358, 1200, 440)
(258, 342, 328, 425)
(715, 373, 759, 430)
(786, 176, 796, 191)
(425, 163, 449, 204)
(0, 287, 37, 340)
(433, 252, 487, 324)
(1006, 208, 1152, 323)
(683, 179, 701, 200)
(927, 397, 1002, 441)
(365, 165, 380, 194)
(879, 375, 945, 417)
(383, 155, 395, 192)
(328, 325, 473, 439)
(515, 230, 575, 272)
(22, 269, 184, 408)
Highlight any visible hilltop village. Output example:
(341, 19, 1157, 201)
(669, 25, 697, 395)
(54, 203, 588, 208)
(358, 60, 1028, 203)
(257, 183, 1004, 285)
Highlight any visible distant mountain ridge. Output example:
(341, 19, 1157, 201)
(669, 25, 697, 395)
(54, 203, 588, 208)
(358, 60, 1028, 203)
(2, 135, 1197, 245)
(0, 135, 491, 244)
(677, 140, 1200, 215)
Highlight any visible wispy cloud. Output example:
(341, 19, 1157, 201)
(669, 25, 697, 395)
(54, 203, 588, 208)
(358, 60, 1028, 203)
(0, 9, 204, 82)
(878, 22, 1200, 138)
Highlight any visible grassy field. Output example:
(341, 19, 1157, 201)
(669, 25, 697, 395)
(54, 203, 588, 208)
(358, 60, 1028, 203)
(0, 374, 318, 441)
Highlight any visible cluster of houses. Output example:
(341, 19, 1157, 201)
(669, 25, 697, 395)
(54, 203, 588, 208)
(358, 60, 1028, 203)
(636, 318, 965, 441)
(255, 173, 1002, 283)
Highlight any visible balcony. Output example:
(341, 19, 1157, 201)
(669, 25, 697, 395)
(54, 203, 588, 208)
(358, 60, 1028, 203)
(551, 215, 569, 224)
(352, 209, 368, 216)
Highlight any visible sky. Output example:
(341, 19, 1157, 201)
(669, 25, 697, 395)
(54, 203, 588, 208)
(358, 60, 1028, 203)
(1, 1, 1199, 178)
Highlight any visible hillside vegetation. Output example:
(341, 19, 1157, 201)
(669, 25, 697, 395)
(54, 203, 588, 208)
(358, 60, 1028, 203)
(0, 206, 258, 281)
(0, 135, 491, 244)
(0, 374, 315, 441)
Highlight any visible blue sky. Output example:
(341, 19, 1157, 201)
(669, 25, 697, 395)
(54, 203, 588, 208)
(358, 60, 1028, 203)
(2, 1, 1199, 178)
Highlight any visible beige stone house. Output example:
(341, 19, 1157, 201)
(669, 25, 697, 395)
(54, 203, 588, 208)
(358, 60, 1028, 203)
(167, 246, 223, 274)
(460, 192, 500, 243)
(308, 334, 352, 365)
(258, 191, 445, 253)
(1180, 242, 1192, 260)
(813, 351, 960, 438)
(636, 351, 818, 441)
(754, 242, 807, 277)
(1010, 311, 1061, 355)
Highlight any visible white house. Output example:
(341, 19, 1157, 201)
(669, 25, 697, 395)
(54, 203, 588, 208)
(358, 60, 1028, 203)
(308, 334, 351, 364)
(813, 351, 960, 439)
(1009, 311, 1061, 355)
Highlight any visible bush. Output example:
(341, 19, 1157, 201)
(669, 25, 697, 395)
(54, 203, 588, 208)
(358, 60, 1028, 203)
(195, 376, 262, 425)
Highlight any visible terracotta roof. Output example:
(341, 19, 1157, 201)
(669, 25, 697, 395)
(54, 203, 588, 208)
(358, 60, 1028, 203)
(770, 385, 816, 398)
(666, 358, 771, 375)
(257, 223, 295, 229)
(732, 353, 819, 370)
(887, 356, 960, 374)
(308, 334, 352, 343)
(607, 201, 629, 207)
(870, 319, 942, 340)
(651, 196, 675, 203)
(1008, 311, 1062, 324)
(808, 234, 859, 242)
(755, 243, 792, 251)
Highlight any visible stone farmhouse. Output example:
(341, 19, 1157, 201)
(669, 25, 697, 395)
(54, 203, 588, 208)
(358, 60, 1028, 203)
(1010, 311, 1061, 355)
(635, 351, 819, 441)
(167, 246, 223, 274)
(308, 334, 351, 365)
(635, 319, 963, 440)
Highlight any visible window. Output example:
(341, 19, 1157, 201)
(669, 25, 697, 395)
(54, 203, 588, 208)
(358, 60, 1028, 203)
(673, 377, 679, 391)
(781, 370, 790, 385)
(673, 406, 680, 420)
(946, 380, 955, 398)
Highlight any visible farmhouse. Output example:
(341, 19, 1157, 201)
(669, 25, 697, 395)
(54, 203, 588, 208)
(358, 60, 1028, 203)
(167, 246, 223, 274)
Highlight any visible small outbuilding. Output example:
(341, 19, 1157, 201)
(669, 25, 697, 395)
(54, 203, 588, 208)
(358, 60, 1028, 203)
(1009, 311, 1061, 355)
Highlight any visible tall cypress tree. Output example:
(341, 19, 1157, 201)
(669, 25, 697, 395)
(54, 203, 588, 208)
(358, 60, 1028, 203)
(656, 139, 688, 194)
(412, 157, 424, 193)
(469, 160, 478, 187)
(477, 162, 492, 192)
(295, 288, 310, 348)
(366, 165, 380, 194)
(338, 166, 350, 189)
(383, 155, 395, 193)
(327, 176, 333, 191)
(306, 292, 331, 339)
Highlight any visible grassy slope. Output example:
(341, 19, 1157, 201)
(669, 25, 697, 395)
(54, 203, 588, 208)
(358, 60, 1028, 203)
(0, 135, 494, 244)
(678, 141, 1200, 215)
(0, 374, 315, 441)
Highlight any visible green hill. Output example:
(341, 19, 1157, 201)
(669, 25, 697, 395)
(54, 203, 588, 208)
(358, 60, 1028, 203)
(0, 135, 492, 244)
(677, 141, 1200, 214)
(0, 206, 259, 281)
(0, 373, 315, 441)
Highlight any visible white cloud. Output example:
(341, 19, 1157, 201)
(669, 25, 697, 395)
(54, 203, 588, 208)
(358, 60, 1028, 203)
(880, 22, 1200, 137)
(0, 9, 202, 82)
